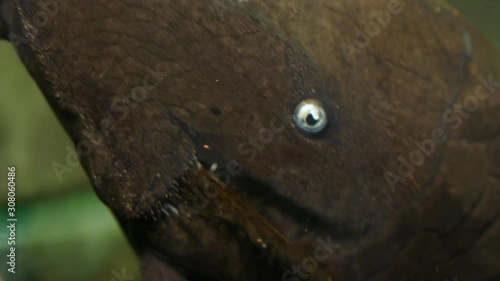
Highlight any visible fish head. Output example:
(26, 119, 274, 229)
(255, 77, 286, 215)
(166, 0, 471, 241)
(0, 0, 480, 279)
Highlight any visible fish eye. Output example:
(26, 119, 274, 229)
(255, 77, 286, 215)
(293, 98, 328, 134)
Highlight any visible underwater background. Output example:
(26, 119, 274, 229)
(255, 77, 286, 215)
(0, 1, 498, 280)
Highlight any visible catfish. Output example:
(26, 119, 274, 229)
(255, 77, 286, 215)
(1, 0, 499, 280)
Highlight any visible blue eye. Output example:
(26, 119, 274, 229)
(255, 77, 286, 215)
(293, 99, 328, 134)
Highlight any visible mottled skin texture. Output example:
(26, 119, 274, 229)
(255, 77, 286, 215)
(1, 0, 499, 280)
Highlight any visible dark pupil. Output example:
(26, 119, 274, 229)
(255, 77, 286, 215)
(306, 113, 319, 126)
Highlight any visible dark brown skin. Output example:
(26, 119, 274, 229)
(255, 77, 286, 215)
(1, 0, 499, 280)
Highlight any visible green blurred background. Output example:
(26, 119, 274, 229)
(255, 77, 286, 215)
(0, 1, 498, 281)
(0, 43, 140, 279)
(0, 46, 140, 280)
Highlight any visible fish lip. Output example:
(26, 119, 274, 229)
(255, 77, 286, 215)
(168, 114, 369, 241)
(229, 172, 372, 239)
(192, 140, 370, 242)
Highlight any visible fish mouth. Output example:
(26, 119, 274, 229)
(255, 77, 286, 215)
(165, 115, 364, 242)
(149, 116, 365, 279)
(222, 171, 369, 240)
(186, 128, 369, 243)
(144, 140, 356, 281)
